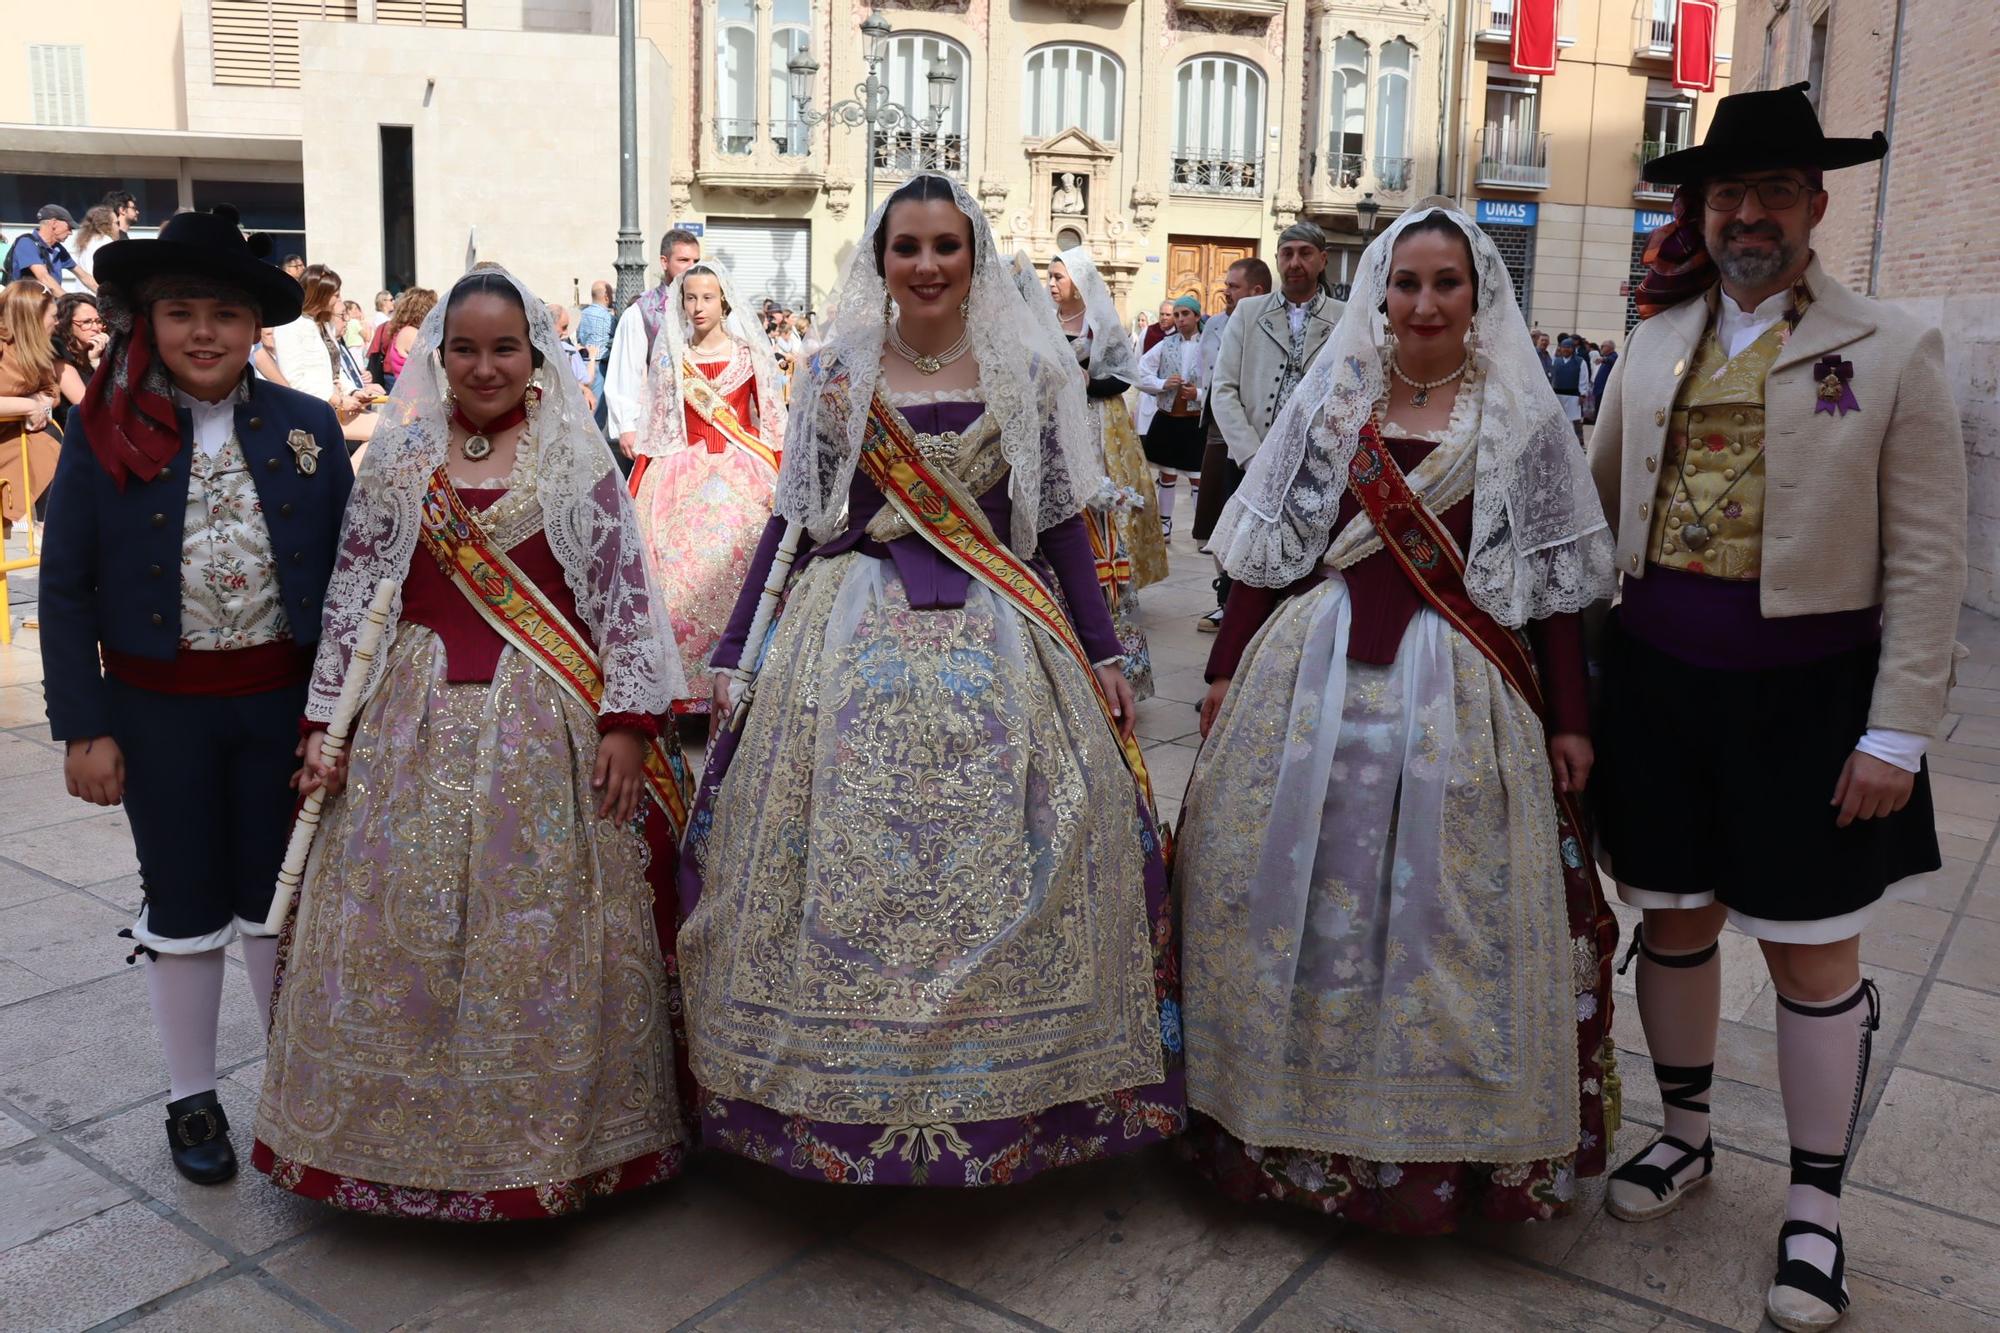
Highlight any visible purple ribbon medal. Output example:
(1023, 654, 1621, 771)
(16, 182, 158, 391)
(1814, 356, 1859, 415)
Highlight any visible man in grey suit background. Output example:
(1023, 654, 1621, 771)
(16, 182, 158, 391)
(1201, 222, 1344, 631)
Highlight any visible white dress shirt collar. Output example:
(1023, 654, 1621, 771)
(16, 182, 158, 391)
(172, 384, 245, 459)
(1715, 286, 1792, 360)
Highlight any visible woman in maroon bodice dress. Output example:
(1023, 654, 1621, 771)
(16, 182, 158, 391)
(1175, 201, 1623, 1233)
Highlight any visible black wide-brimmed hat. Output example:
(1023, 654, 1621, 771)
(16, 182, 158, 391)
(1643, 82, 1886, 184)
(93, 208, 303, 326)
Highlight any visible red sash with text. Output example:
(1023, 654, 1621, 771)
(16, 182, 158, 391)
(417, 465, 691, 840)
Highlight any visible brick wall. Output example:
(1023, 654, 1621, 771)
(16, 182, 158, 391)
(1735, 0, 2000, 614)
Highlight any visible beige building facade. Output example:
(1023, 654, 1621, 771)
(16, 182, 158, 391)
(659, 0, 1455, 327)
(1733, 0, 2000, 612)
(1448, 0, 1734, 343)
(3, 0, 1735, 340)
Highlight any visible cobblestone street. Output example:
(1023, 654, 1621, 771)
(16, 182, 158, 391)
(2, 528, 1998, 1333)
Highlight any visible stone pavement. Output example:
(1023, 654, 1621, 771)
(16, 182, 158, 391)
(2, 526, 1999, 1333)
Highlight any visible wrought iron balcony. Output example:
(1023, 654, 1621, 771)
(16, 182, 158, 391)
(1474, 128, 1550, 190)
(713, 117, 758, 156)
(871, 128, 966, 179)
(1374, 155, 1414, 192)
(1170, 150, 1264, 197)
(1634, 138, 1683, 199)
(1327, 150, 1365, 189)
(1635, 2, 1675, 57)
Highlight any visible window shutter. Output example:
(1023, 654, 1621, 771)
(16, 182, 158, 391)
(375, 0, 468, 25)
(28, 44, 86, 125)
(211, 0, 359, 89)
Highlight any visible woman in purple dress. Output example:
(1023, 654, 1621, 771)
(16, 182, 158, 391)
(677, 174, 1183, 1187)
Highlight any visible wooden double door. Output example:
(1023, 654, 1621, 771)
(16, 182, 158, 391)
(1166, 235, 1258, 315)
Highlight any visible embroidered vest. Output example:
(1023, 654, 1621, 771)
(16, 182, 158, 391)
(1644, 311, 1790, 581)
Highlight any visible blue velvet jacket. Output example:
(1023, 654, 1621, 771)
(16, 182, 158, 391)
(39, 379, 354, 741)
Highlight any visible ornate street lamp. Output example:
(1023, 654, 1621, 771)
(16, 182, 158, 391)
(612, 0, 645, 308)
(788, 11, 960, 218)
(1355, 191, 1381, 236)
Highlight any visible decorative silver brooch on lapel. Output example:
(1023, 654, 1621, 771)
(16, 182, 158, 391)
(287, 428, 322, 476)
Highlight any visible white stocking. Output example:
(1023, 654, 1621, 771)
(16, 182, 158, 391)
(240, 933, 278, 1032)
(146, 949, 225, 1102)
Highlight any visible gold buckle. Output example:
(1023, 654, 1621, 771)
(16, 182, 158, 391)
(173, 1106, 219, 1148)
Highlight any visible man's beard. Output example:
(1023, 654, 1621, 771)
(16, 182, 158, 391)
(1715, 226, 1799, 288)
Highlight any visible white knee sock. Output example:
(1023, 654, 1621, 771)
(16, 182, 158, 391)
(1156, 477, 1178, 520)
(146, 949, 226, 1102)
(240, 933, 278, 1032)
(1775, 977, 1878, 1279)
(1630, 931, 1721, 1180)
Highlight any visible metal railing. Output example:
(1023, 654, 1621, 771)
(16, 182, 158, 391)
(770, 120, 812, 157)
(871, 128, 966, 178)
(1477, 0, 1514, 38)
(1327, 150, 1365, 189)
(713, 117, 758, 155)
(1635, 1, 1675, 54)
(1374, 155, 1415, 191)
(1170, 150, 1264, 197)
(1633, 139, 1684, 197)
(1474, 127, 1550, 189)
(0, 414, 46, 646)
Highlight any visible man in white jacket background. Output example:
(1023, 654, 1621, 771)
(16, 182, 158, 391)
(604, 228, 703, 469)
(1135, 295, 1210, 538)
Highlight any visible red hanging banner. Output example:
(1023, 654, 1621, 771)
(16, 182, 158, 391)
(1673, 0, 1719, 92)
(1510, 0, 1560, 76)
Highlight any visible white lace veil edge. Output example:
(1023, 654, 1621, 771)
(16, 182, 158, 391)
(772, 173, 1102, 556)
(308, 264, 687, 721)
(1053, 247, 1140, 385)
(640, 259, 786, 460)
(1207, 202, 1614, 627)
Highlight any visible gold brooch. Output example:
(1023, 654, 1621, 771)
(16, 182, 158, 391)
(287, 428, 321, 477)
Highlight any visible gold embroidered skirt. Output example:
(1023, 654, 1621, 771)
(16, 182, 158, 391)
(1100, 397, 1168, 590)
(680, 552, 1165, 1128)
(1176, 579, 1580, 1164)
(254, 630, 685, 1217)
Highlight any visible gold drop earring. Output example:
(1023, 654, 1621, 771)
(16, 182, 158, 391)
(958, 294, 970, 318)
(883, 291, 893, 323)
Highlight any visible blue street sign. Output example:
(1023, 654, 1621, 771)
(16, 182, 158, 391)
(673, 222, 706, 237)
(1475, 200, 1539, 228)
(1634, 209, 1674, 234)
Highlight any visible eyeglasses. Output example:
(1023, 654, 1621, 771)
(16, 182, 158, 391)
(1703, 179, 1814, 211)
(73, 315, 103, 329)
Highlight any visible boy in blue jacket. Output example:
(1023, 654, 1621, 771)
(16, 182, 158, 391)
(40, 209, 353, 1184)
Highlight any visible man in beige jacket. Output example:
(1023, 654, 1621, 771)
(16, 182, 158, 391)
(1587, 85, 1965, 1333)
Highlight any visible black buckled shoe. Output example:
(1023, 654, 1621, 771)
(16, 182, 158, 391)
(1767, 1220, 1849, 1331)
(164, 1090, 237, 1185)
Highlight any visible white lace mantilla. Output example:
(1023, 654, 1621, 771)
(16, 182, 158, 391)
(309, 265, 687, 720)
(1208, 202, 1613, 628)
(774, 173, 1103, 557)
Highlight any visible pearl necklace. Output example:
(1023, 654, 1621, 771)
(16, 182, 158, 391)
(888, 320, 970, 375)
(1389, 352, 1469, 407)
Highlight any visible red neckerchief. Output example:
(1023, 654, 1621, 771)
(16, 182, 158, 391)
(76, 312, 184, 491)
(450, 399, 527, 438)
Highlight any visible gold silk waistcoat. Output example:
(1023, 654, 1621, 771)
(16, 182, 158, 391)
(1645, 306, 1795, 581)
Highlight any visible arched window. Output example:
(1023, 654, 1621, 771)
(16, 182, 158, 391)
(1172, 55, 1266, 195)
(1022, 43, 1123, 143)
(1374, 38, 1416, 189)
(768, 0, 811, 155)
(714, 0, 756, 155)
(1329, 34, 1368, 187)
(875, 32, 970, 178)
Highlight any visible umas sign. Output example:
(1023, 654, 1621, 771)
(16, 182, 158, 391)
(1475, 201, 1539, 227)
